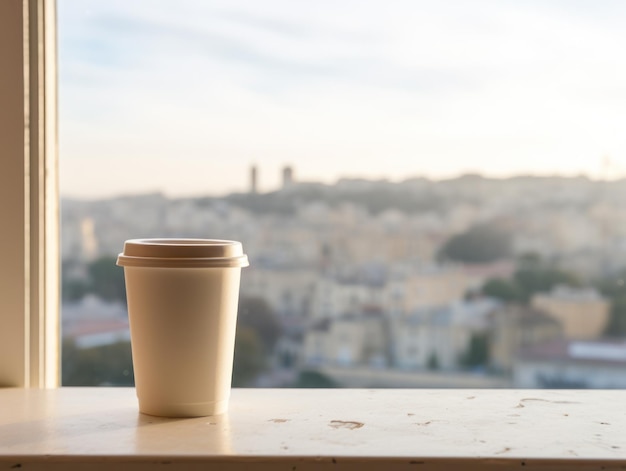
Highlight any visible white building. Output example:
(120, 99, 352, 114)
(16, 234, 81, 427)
(514, 339, 626, 388)
(303, 310, 387, 368)
(309, 276, 385, 320)
(392, 298, 500, 371)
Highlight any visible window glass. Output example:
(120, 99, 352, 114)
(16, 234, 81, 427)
(60, 0, 626, 388)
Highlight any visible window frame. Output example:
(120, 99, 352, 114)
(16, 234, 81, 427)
(0, 0, 59, 388)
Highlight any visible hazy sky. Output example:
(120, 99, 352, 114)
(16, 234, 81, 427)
(59, 0, 626, 197)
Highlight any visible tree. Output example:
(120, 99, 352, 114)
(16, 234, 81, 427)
(62, 279, 90, 302)
(459, 333, 489, 369)
(605, 295, 626, 337)
(594, 271, 626, 299)
(237, 297, 282, 353)
(427, 352, 440, 371)
(291, 370, 338, 388)
(62, 339, 134, 386)
(482, 278, 522, 302)
(231, 297, 282, 386)
(232, 327, 266, 387)
(87, 256, 127, 302)
(482, 255, 584, 304)
(514, 266, 581, 302)
(438, 225, 512, 264)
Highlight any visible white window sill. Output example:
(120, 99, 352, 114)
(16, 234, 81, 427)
(0, 388, 624, 470)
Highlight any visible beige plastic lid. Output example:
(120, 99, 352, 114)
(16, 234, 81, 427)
(116, 239, 249, 268)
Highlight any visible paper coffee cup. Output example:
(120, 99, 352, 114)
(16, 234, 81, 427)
(117, 239, 249, 417)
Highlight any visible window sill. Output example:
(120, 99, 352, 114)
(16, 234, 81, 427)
(0, 388, 624, 470)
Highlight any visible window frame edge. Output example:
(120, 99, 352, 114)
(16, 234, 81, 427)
(0, 0, 59, 388)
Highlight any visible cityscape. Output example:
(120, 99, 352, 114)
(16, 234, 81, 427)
(61, 168, 626, 388)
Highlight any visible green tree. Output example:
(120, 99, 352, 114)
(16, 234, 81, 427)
(232, 327, 266, 387)
(438, 225, 512, 264)
(237, 297, 282, 352)
(62, 279, 90, 302)
(291, 370, 338, 388)
(605, 295, 626, 337)
(482, 278, 522, 302)
(88, 256, 127, 302)
(232, 297, 282, 386)
(482, 255, 584, 304)
(514, 266, 581, 302)
(594, 271, 626, 299)
(62, 339, 134, 386)
(427, 352, 440, 371)
(459, 333, 489, 369)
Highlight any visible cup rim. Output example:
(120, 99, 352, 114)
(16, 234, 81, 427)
(116, 238, 249, 268)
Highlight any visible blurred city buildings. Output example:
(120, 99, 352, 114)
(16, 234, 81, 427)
(61, 173, 626, 388)
(531, 286, 609, 340)
(515, 339, 626, 388)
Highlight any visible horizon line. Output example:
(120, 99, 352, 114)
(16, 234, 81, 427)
(60, 171, 626, 201)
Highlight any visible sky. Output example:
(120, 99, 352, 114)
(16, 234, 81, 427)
(58, 0, 626, 198)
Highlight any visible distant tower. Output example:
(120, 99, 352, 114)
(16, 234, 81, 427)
(250, 165, 258, 194)
(282, 165, 294, 188)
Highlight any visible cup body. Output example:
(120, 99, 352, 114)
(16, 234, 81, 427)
(117, 239, 248, 417)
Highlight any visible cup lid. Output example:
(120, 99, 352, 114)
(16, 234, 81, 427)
(116, 239, 249, 268)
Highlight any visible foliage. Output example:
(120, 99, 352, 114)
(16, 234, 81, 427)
(62, 279, 90, 302)
(290, 370, 338, 388)
(62, 256, 126, 303)
(87, 256, 127, 302)
(438, 225, 512, 263)
(237, 297, 282, 352)
(232, 327, 266, 387)
(513, 266, 581, 302)
(62, 339, 134, 386)
(231, 297, 282, 386)
(482, 278, 522, 302)
(593, 271, 626, 337)
(427, 352, 440, 371)
(594, 271, 626, 299)
(459, 333, 490, 369)
(482, 256, 583, 303)
(604, 295, 626, 337)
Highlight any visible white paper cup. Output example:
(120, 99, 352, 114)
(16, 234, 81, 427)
(117, 239, 249, 417)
